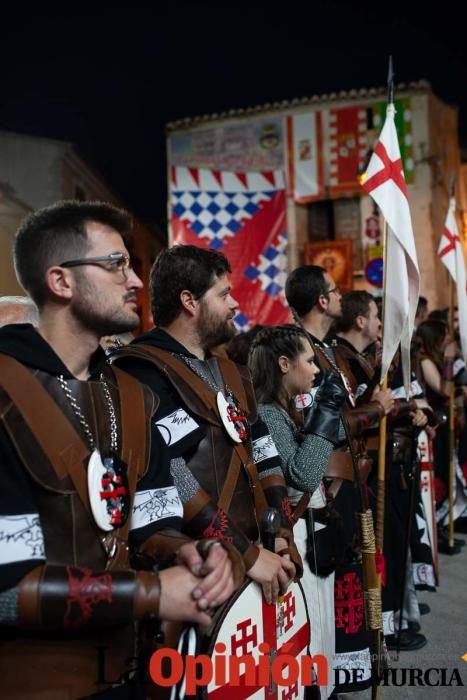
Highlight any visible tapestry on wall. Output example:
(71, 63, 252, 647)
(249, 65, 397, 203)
(170, 166, 290, 330)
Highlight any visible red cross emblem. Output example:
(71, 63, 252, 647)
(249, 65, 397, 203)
(335, 572, 364, 635)
(206, 582, 311, 699)
(231, 618, 258, 656)
(362, 141, 407, 199)
(438, 226, 460, 259)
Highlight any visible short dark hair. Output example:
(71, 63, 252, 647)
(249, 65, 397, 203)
(285, 265, 328, 317)
(248, 324, 308, 404)
(337, 291, 375, 333)
(150, 245, 231, 326)
(13, 200, 132, 307)
(428, 308, 448, 322)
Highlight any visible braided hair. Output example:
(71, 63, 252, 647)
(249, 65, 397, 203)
(248, 324, 309, 406)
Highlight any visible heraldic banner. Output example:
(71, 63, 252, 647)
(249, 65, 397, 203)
(170, 166, 290, 330)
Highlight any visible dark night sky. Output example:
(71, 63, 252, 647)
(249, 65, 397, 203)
(1, 2, 466, 234)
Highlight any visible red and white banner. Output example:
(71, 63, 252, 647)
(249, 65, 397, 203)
(325, 106, 368, 196)
(170, 167, 290, 330)
(362, 103, 420, 392)
(287, 112, 324, 202)
(437, 197, 467, 363)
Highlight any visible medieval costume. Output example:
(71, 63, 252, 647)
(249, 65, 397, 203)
(338, 337, 435, 650)
(0, 324, 197, 699)
(294, 334, 386, 696)
(113, 327, 302, 581)
(413, 342, 467, 535)
(256, 400, 337, 700)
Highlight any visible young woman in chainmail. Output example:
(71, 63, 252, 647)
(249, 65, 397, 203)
(248, 324, 347, 699)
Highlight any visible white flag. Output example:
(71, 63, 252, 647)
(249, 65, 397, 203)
(438, 197, 467, 363)
(287, 112, 323, 202)
(362, 103, 420, 392)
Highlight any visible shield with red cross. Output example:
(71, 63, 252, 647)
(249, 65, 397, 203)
(203, 580, 311, 699)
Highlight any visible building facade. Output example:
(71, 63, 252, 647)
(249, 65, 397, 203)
(0, 130, 162, 330)
(167, 81, 465, 311)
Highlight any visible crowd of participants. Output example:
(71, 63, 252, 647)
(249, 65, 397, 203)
(0, 199, 466, 700)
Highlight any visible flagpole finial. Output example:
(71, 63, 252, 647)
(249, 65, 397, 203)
(387, 56, 395, 105)
(450, 172, 456, 198)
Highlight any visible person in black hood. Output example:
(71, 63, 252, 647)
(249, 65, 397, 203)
(113, 244, 302, 607)
(0, 201, 237, 700)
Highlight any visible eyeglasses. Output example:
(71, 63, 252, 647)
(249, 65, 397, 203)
(324, 286, 341, 297)
(59, 253, 132, 281)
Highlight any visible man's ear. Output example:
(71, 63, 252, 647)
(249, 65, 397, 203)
(278, 355, 290, 374)
(355, 314, 365, 331)
(180, 290, 198, 317)
(44, 266, 73, 301)
(318, 293, 328, 312)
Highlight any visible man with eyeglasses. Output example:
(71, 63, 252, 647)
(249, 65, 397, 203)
(285, 265, 394, 697)
(0, 201, 238, 699)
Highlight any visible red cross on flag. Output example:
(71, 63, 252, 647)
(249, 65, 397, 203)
(362, 103, 420, 392)
(438, 197, 467, 363)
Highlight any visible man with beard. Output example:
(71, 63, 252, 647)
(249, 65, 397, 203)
(285, 266, 393, 697)
(113, 245, 300, 605)
(0, 202, 236, 699)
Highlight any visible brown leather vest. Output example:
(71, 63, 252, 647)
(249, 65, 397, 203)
(0, 363, 154, 570)
(115, 345, 261, 542)
(0, 358, 155, 699)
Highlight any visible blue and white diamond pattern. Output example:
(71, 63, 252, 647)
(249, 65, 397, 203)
(172, 190, 276, 250)
(244, 230, 288, 302)
(233, 311, 252, 332)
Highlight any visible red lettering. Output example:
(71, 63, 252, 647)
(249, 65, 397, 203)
(149, 648, 183, 687)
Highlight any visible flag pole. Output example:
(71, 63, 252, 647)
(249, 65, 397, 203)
(375, 56, 393, 578)
(371, 54, 394, 699)
(447, 174, 456, 549)
(448, 275, 456, 547)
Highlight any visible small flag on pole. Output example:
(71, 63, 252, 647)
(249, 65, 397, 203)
(438, 196, 467, 363)
(362, 102, 420, 393)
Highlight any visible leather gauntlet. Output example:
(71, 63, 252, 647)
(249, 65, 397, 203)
(17, 565, 161, 630)
(344, 401, 384, 436)
(388, 398, 415, 422)
(181, 489, 259, 573)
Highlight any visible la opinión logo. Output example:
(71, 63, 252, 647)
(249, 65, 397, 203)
(149, 643, 328, 695)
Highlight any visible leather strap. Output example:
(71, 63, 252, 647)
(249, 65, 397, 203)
(218, 448, 242, 514)
(365, 434, 380, 450)
(116, 345, 267, 522)
(114, 365, 149, 477)
(216, 355, 249, 413)
(0, 355, 148, 536)
(0, 354, 91, 511)
(109, 365, 150, 541)
(325, 450, 354, 481)
(116, 345, 218, 417)
(241, 450, 269, 521)
(291, 493, 311, 523)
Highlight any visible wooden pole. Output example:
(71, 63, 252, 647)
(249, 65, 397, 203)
(371, 218, 389, 700)
(375, 219, 389, 557)
(448, 277, 456, 547)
